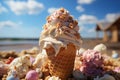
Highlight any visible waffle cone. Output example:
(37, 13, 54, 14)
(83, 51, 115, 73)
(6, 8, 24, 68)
(45, 43, 76, 80)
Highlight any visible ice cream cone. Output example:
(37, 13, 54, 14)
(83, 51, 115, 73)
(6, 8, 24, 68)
(45, 43, 76, 79)
(35, 8, 82, 80)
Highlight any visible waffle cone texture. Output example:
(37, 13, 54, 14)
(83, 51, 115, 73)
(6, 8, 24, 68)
(45, 43, 76, 80)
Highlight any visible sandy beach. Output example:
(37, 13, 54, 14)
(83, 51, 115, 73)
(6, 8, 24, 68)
(0, 38, 120, 80)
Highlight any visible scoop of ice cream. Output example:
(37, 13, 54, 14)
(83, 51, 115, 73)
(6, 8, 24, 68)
(94, 44, 107, 54)
(6, 75, 19, 80)
(94, 74, 115, 80)
(82, 49, 103, 66)
(80, 49, 104, 77)
(9, 55, 31, 67)
(9, 55, 31, 78)
(25, 70, 39, 80)
(39, 8, 82, 56)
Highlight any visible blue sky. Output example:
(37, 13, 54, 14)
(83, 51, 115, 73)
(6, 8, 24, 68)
(0, 0, 120, 38)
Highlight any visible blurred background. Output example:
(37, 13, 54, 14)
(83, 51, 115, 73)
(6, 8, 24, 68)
(0, 0, 120, 56)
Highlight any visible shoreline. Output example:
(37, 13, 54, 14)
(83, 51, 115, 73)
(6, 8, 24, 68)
(0, 39, 120, 55)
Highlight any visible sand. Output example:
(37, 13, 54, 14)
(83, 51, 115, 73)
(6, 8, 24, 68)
(0, 39, 120, 80)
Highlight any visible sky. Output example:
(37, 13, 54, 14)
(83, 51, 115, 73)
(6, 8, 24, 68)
(0, 0, 120, 38)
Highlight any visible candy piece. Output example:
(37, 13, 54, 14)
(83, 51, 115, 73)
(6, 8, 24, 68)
(5, 57, 14, 64)
(25, 70, 39, 80)
(7, 75, 19, 80)
(112, 50, 119, 58)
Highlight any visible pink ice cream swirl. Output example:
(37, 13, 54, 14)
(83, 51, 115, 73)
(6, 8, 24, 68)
(80, 49, 104, 77)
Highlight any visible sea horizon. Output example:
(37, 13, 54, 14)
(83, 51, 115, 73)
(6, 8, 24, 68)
(0, 37, 102, 41)
(0, 38, 102, 52)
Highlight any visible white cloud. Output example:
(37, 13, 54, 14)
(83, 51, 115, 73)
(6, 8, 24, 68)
(79, 26, 84, 32)
(76, 0, 94, 12)
(48, 7, 58, 14)
(79, 26, 96, 38)
(76, 6, 84, 12)
(105, 13, 120, 22)
(77, 0, 94, 4)
(0, 3, 8, 14)
(98, 13, 120, 23)
(0, 21, 19, 28)
(78, 14, 97, 38)
(78, 14, 98, 24)
(5, 0, 44, 15)
(88, 28, 95, 32)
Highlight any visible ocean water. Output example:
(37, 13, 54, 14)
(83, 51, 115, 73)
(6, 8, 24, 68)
(0, 39, 120, 56)
(0, 39, 97, 52)
(0, 40, 39, 52)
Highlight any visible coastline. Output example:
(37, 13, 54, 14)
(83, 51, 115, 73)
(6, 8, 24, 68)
(0, 40, 39, 52)
(0, 38, 120, 56)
